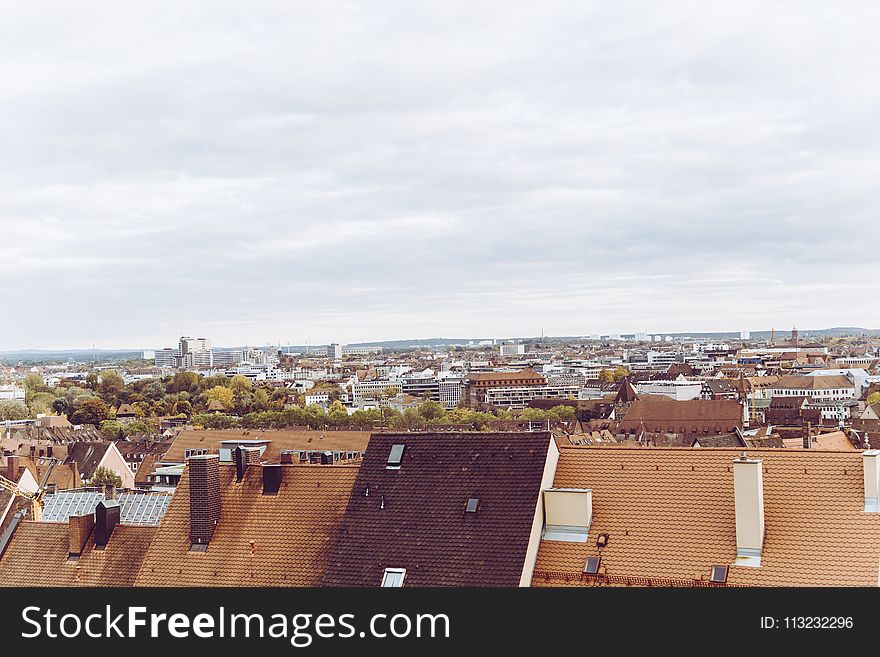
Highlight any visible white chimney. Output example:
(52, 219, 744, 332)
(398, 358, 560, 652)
(732, 456, 764, 567)
(543, 488, 592, 542)
(863, 450, 880, 512)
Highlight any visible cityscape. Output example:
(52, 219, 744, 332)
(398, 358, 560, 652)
(2, 325, 880, 587)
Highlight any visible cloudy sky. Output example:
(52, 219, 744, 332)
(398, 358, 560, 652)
(2, 2, 879, 349)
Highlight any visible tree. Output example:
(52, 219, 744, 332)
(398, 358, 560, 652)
(72, 398, 110, 426)
(99, 420, 125, 439)
(868, 392, 880, 406)
(418, 400, 446, 422)
(23, 372, 45, 393)
(229, 375, 253, 395)
(206, 386, 234, 408)
(169, 371, 201, 395)
(85, 373, 99, 390)
(87, 466, 122, 488)
(52, 397, 71, 417)
(98, 370, 124, 396)
(0, 400, 28, 421)
(143, 381, 167, 402)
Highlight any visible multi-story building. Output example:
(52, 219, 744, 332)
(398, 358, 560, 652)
(212, 350, 243, 367)
(438, 376, 463, 409)
(178, 336, 212, 369)
(636, 376, 704, 401)
(401, 372, 441, 402)
(351, 379, 403, 403)
(499, 343, 525, 357)
(462, 370, 547, 407)
(483, 384, 581, 409)
(154, 348, 178, 369)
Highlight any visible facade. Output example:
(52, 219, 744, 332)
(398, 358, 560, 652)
(154, 348, 178, 368)
(462, 370, 547, 407)
(636, 377, 703, 401)
(500, 343, 526, 357)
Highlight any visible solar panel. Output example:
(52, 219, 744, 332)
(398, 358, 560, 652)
(465, 498, 479, 513)
(386, 444, 405, 468)
(583, 556, 601, 574)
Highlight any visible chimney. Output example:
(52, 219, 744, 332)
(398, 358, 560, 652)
(189, 454, 221, 546)
(542, 488, 592, 542)
(68, 513, 94, 558)
(6, 455, 19, 481)
(47, 445, 53, 458)
(863, 450, 880, 512)
(732, 456, 764, 566)
(262, 464, 282, 495)
(94, 499, 120, 549)
(280, 450, 294, 465)
(320, 450, 334, 465)
(104, 483, 116, 500)
(234, 446, 246, 481)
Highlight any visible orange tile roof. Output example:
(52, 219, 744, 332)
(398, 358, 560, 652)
(163, 429, 371, 463)
(0, 522, 155, 586)
(533, 447, 880, 587)
(135, 463, 358, 586)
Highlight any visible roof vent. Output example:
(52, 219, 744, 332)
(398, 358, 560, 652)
(583, 556, 601, 574)
(465, 498, 479, 513)
(709, 565, 728, 583)
(386, 444, 405, 469)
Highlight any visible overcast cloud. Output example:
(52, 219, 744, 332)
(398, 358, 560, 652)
(2, 1, 879, 349)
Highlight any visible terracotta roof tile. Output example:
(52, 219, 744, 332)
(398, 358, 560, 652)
(135, 463, 358, 586)
(0, 522, 155, 586)
(163, 429, 371, 463)
(533, 447, 880, 587)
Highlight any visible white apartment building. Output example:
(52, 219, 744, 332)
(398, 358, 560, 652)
(635, 376, 703, 401)
(351, 379, 402, 403)
(500, 343, 526, 357)
(213, 350, 243, 367)
(154, 348, 177, 369)
(304, 390, 332, 407)
(483, 384, 581, 409)
(438, 376, 463, 409)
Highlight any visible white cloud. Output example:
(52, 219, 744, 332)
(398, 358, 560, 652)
(1, 1, 878, 348)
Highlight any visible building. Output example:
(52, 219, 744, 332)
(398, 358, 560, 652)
(439, 376, 463, 409)
(500, 343, 526, 357)
(532, 447, 880, 586)
(617, 399, 743, 436)
(154, 348, 177, 369)
(64, 442, 136, 489)
(351, 378, 402, 403)
(769, 375, 856, 421)
(322, 432, 559, 587)
(178, 336, 212, 369)
(212, 350, 243, 367)
(462, 370, 547, 407)
(635, 376, 703, 401)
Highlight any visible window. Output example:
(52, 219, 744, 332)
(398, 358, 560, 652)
(386, 444, 405, 469)
(381, 568, 406, 587)
(465, 498, 479, 513)
(583, 556, 601, 574)
(709, 565, 728, 583)
(184, 448, 207, 459)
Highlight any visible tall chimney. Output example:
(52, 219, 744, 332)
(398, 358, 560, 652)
(234, 446, 246, 482)
(732, 456, 764, 567)
(863, 450, 880, 512)
(189, 454, 221, 546)
(68, 513, 94, 558)
(94, 499, 120, 549)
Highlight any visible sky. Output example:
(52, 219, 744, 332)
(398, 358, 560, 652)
(2, 1, 879, 349)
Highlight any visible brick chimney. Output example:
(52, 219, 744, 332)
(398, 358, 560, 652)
(732, 456, 764, 567)
(6, 455, 19, 481)
(280, 450, 294, 465)
(189, 454, 221, 546)
(863, 450, 880, 512)
(68, 513, 94, 558)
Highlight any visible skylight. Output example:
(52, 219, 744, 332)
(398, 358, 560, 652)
(465, 498, 479, 513)
(710, 565, 728, 583)
(381, 568, 406, 587)
(583, 556, 601, 574)
(386, 444, 405, 469)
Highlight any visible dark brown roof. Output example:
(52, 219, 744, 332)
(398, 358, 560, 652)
(64, 442, 112, 480)
(0, 522, 155, 586)
(693, 433, 746, 448)
(323, 432, 553, 587)
(136, 463, 358, 586)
